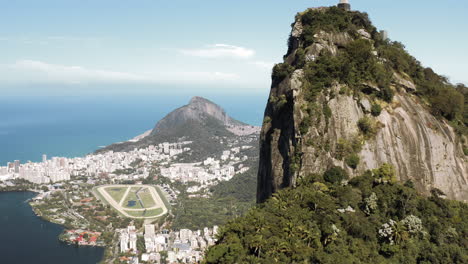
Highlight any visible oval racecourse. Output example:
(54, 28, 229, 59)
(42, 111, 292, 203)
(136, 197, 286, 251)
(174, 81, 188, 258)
(94, 185, 168, 219)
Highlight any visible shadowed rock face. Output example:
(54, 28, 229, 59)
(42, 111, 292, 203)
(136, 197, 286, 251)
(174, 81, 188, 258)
(257, 11, 467, 203)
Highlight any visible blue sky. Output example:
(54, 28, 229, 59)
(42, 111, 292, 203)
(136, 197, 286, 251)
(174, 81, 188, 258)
(0, 0, 467, 95)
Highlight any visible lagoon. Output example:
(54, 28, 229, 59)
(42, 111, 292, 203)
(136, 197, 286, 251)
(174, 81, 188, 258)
(0, 192, 104, 264)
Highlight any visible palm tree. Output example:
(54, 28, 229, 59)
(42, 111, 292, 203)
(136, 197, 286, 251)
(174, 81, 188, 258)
(392, 221, 409, 244)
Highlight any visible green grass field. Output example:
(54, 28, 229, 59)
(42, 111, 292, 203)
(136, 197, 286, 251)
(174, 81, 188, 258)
(124, 208, 163, 217)
(139, 188, 156, 208)
(104, 187, 128, 203)
(123, 189, 143, 209)
(155, 186, 172, 211)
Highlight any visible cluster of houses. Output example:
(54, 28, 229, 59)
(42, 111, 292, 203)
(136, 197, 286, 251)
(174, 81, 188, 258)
(60, 229, 103, 247)
(160, 146, 252, 188)
(0, 142, 192, 185)
(118, 224, 219, 263)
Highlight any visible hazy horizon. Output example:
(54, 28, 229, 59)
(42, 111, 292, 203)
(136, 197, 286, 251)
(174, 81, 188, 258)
(1, 0, 467, 97)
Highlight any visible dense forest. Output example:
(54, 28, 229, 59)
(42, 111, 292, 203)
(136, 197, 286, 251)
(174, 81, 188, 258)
(205, 165, 468, 263)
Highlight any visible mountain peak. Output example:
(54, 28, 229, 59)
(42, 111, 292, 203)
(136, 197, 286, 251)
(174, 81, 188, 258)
(97, 96, 260, 155)
(152, 96, 247, 135)
(189, 96, 211, 105)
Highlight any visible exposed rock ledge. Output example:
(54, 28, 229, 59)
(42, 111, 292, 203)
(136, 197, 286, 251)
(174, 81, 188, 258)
(258, 70, 467, 202)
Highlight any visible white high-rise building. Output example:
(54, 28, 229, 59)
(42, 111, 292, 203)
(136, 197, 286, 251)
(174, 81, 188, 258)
(163, 143, 170, 154)
(179, 229, 192, 243)
(145, 225, 155, 236)
(120, 231, 129, 253)
(14, 160, 20, 173)
(129, 232, 137, 251)
(167, 251, 176, 263)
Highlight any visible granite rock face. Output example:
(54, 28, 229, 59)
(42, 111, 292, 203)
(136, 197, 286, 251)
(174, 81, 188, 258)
(257, 11, 468, 203)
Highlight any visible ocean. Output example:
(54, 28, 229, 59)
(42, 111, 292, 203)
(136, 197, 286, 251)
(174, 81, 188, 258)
(0, 93, 267, 165)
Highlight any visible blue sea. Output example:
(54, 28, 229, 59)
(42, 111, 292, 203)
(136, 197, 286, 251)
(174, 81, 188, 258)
(0, 93, 267, 165)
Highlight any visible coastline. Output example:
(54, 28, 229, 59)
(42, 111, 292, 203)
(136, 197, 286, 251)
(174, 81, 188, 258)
(0, 191, 106, 264)
(1, 189, 108, 263)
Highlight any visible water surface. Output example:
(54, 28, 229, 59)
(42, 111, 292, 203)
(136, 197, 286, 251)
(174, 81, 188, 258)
(0, 192, 104, 264)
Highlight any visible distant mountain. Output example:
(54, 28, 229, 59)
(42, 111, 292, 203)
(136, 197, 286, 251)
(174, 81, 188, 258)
(97, 96, 260, 159)
(153, 96, 244, 134)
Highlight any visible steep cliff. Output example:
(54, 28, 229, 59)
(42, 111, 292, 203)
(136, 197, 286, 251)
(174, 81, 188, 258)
(205, 6, 468, 264)
(258, 7, 468, 202)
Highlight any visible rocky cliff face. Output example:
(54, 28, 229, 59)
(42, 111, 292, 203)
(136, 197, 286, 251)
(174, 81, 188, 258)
(258, 7, 468, 202)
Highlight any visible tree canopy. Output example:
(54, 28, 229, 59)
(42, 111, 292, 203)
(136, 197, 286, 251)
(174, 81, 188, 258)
(205, 165, 468, 264)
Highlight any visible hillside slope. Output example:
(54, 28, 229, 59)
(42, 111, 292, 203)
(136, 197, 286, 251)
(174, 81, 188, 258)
(257, 6, 467, 202)
(98, 96, 260, 160)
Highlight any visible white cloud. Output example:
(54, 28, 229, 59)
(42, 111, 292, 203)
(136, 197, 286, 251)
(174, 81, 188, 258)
(249, 60, 275, 70)
(179, 44, 255, 59)
(1, 60, 239, 84)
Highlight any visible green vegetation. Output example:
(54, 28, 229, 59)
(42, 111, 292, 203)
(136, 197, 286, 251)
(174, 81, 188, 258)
(300, 7, 376, 47)
(104, 187, 127, 203)
(271, 63, 294, 86)
(154, 186, 172, 211)
(124, 208, 163, 218)
(123, 189, 143, 209)
(335, 137, 362, 169)
(292, 8, 395, 103)
(373, 163, 397, 184)
(301, 40, 394, 104)
(205, 164, 468, 264)
(335, 137, 362, 160)
(203, 7, 468, 264)
(0, 179, 38, 192)
(299, 117, 311, 135)
(371, 103, 382, 117)
(345, 153, 360, 169)
(139, 188, 156, 208)
(323, 166, 348, 184)
(358, 116, 378, 137)
(170, 159, 258, 230)
(377, 40, 465, 126)
(285, 7, 466, 137)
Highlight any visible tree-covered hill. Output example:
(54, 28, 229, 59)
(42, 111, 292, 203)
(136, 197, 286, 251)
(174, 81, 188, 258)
(205, 165, 468, 263)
